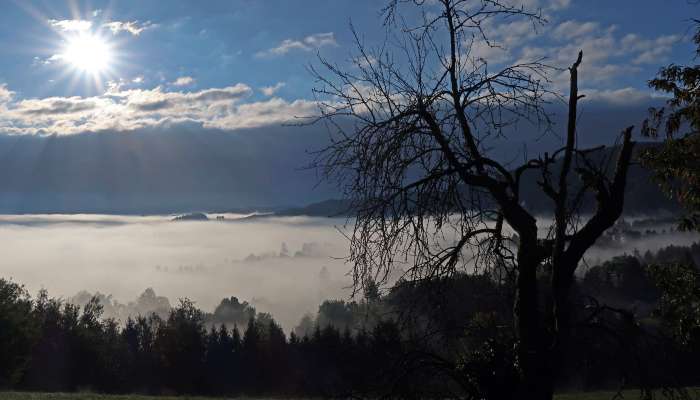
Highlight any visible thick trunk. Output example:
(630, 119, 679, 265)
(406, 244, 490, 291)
(514, 238, 554, 400)
(551, 269, 574, 390)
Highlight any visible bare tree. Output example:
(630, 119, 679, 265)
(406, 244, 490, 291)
(311, 1, 635, 398)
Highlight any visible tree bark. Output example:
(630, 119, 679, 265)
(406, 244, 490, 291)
(515, 231, 553, 400)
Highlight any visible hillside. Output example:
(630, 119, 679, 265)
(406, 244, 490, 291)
(273, 143, 679, 218)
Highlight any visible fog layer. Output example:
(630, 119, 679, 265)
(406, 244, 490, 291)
(0, 213, 696, 332)
(0, 214, 351, 331)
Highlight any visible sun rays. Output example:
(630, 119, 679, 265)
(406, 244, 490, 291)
(49, 22, 122, 94)
(14, 0, 135, 96)
(59, 32, 113, 75)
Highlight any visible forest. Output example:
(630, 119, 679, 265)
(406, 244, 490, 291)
(0, 241, 699, 398)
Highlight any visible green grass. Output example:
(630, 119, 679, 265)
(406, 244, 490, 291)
(0, 390, 698, 400)
(0, 393, 228, 400)
(556, 388, 700, 400)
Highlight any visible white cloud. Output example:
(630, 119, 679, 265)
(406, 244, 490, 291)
(464, 16, 546, 65)
(620, 33, 681, 64)
(256, 32, 338, 58)
(102, 20, 156, 36)
(470, 40, 512, 64)
(260, 82, 286, 96)
(48, 18, 155, 36)
(171, 76, 195, 87)
(506, 20, 681, 94)
(214, 97, 318, 129)
(458, 3, 681, 97)
(549, 0, 571, 10)
(303, 32, 337, 48)
(48, 19, 92, 32)
(0, 84, 14, 104)
(505, 0, 570, 11)
(0, 83, 320, 135)
(119, 84, 252, 111)
(582, 87, 657, 105)
(16, 96, 103, 116)
(552, 21, 599, 40)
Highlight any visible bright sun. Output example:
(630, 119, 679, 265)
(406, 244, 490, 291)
(61, 33, 113, 75)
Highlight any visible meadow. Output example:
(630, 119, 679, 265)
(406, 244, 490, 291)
(1, 390, 699, 400)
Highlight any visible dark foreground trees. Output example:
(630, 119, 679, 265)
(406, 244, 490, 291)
(312, 1, 634, 399)
(1, 239, 700, 398)
(0, 279, 406, 396)
(642, 20, 700, 232)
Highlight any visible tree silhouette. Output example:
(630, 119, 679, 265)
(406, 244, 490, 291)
(642, 20, 700, 231)
(2, 265, 700, 397)
(312, 1, 635, 398)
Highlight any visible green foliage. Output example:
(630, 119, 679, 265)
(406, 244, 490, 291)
(0, 280, 38, 388)
(208, 296, 255, 327)
(641, 21, 700, 231)
(0, 393, 226, 400)
(3, 244, 700, 398)
(582, 256, 659, 302)
(648, 263, 700, 347)
(2, 388, 693, 400)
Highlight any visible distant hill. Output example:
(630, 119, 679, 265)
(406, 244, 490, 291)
(517, 142, 678, 215)
(172, 212, 209, 221)
(272, 199, 354, 217)
(270, 143, 679, 218)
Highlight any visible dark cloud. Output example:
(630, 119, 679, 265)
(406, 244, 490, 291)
(130, 99, 171, 111)
(19, 98, 98, 115)
(193, 86, 251, 102)
(0, 95, 662, 213)
(0, 123, 338, 213)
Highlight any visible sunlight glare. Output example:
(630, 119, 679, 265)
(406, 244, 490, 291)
(61, 33, 113, 75)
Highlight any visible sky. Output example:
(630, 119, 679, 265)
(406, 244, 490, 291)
(0, 0, 696, 211)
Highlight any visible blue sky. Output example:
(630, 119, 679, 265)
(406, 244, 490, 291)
(0, 1, 695, 107)
(0, 0, 695, 210)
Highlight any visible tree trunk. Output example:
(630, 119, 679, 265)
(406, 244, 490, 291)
(551, 269, 574, 393)
(515, 237, 554, 400)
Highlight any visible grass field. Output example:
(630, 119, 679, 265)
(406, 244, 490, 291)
(0, 394, 223, 400)
(556, 388, 700, 400)
(0, 390, 698, 400)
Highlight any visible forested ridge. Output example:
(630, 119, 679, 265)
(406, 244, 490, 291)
(1, 242, 699, 397)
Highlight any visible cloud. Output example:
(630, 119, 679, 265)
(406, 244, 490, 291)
(457, 5, 680, 95)
(256, 32, 337, 58)
(582, 87, 658, 106)
(620, 33, 681, 65)
(464, 16, 546, 65)
(102, 20, 156, 36)
(552, 20, 600, 40)
(0, 84, 14, 104)
(48, 19, 92, 32)
(260, 82, 286, 96)
(48, 18, 155, 36)
(505, 20, 682, 94)
(549, 0, 571, 10)
(119, 84, 253, 111)
(16, 97, 101, 115)
(214, 97, 318, 129)
(171, 76, 195, 87)
(507, 0, 571, 11)
(0, 83, 320, 135)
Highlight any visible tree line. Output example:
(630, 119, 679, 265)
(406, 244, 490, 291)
(0, 282, 407, 397)
(0, 241, 699, 398)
